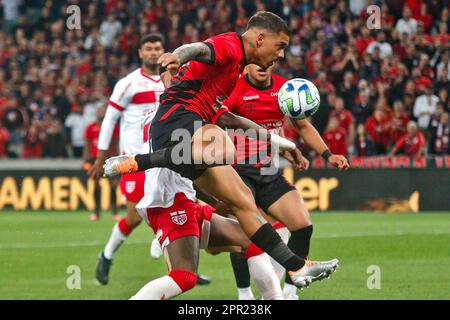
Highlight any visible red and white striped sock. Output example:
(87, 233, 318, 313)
(244, 243, 284, 300)
(130, 270, 197, 300)
(103, 218, 134, 260)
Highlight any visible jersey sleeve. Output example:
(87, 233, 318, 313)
(108, 77, 132, 111)
(203, 33, 242, 68)
(221, 88, 239, 112)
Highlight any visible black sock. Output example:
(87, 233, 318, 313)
(285, 225, 313, 285)
(110, 184, 117, 214)
(229, 252, 251, 288)
(250, 223, 305, 271)
(94, 183, 101, 214)
(135, 146, 175, 171)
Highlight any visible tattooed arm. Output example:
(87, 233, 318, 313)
(157, 42, 213, 73)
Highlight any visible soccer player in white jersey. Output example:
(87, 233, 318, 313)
(88, 34, 166, 285)
(130, 114, 284, 300)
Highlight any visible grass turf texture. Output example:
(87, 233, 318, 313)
(0, 211, 449, 300)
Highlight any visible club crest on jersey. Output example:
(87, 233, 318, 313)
(170, 210, 187, 225)
(125, 181, 136, 193)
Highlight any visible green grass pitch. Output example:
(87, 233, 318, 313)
(0, 211, 449, 300)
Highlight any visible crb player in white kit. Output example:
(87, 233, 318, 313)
(88, 34, 165, 285)
(129, 114, 285, 300)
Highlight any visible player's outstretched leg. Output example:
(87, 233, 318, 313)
(96, 201, 142, 285)
(130, 236, 199, 300)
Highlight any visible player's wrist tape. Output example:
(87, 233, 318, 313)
(270, 134, 296, 151)
(321, 149, 332, 161)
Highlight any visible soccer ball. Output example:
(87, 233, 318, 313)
(278, 78, 320, 119)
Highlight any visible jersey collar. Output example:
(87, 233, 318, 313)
(140, 68, 161, 83)
(244, 74, 273, 90)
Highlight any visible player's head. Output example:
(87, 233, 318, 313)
(244, 11, 290, 70)
(407, 121, 418, 135)
(139, 33, 165, 70)
(245, 64, 274, 85)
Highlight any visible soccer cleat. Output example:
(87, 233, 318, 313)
(284, 293, 300, 300)
(103, 155, 138, 177)
(150, 238, 163, 259)
(90, 213, 100, 221)
(95, 252, 112, 285)
(196, 274, 211, 285)
(288, 258, 339, 288)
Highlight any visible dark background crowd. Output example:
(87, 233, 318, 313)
(0, 0, 449, 160)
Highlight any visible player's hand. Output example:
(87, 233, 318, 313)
(158, 53, 180, 74)
(88, 159, 105, 180)
(327, 154, 350, 171)
(282, 148, 309, 171)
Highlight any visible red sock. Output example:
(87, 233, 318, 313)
(118, 217, 133, 236)
(168, 270, 197, 292)
(243, 242, 265, 259)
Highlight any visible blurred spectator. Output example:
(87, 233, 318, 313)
(354, 123, 376, 157)
(0, 121, 9, 158)
(2, 96, 27, 157)
(365, 108, 390, 155)
(366, 31, 393, 59)
(428, 112, 450, 155)
(389, 121, 426, 158)
(395, 7, 418, 36)
(43, 115, 66, 158)
(99, 14, 123, 49)
(389, 100, 409, 144)
(329, 96, 355, 146)
(413, 85, 439, 131)
(64, 105, 85, 158)
(22, 117, 46, 158)
(323, 117, 347, 157)
(2, 0, 22, 34)
(352, 79, 374, 126)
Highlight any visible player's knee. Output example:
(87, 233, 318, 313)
(169, 269, 197, 292)
(126, 215, 142, 228)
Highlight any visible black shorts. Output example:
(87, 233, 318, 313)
(234, 165, 296, 212)
(151, 103, 210, 180)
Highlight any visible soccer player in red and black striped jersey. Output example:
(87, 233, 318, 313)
(220, 64, 349, 299)
(104, 11, 341, 289)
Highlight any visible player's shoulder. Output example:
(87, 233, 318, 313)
(115, 68, 141, 85)
(207, 32, 238, 42)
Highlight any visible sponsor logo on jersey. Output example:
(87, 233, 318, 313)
(125, 181, 136, 193)
(270, 91, 278, 96)
(243, 94, 260, 101)
(170, 210, 187, 225)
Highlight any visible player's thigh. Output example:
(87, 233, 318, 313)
(266, 190, 312, 231)
(125, 200, 142, 227)
(194, 166, 264, 236)
(191, 124, 235, 165)
(208, 213, 251, 249)
(164, 235, 199, 273)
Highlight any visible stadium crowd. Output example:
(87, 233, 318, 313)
(0, 0, 449, 159)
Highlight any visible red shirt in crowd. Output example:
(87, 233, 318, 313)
(323, 127, 347, 156)
(365, 115, 391, 147)
(329, 109, 354, 134)
(84, 121, 119, 159)
(0, 127, 9, 157)
(395, 131, 425, 157)
(389, 113, 409, 143)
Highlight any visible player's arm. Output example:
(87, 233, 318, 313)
(216, 109, 297, 152)
(158, 43, 213, 73)
(292, 118, 350, 171)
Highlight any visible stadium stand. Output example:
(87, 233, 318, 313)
(0, 0, 448, 159)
